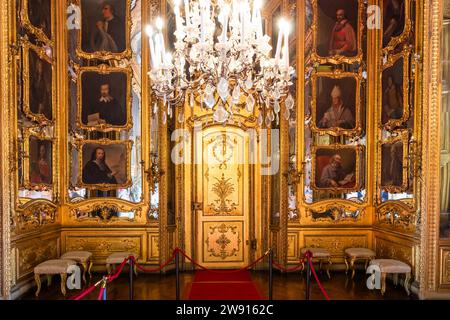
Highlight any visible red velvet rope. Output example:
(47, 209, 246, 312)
(70, 248, 329, 301)
(272, 260, 304, 272)
(306, 254, 330, 300)
(129, 254, 176, 273)
(97, 287, 105, 301)
(175, 248, 269, 273)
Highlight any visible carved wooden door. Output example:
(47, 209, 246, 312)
(194, 127, 250, 268)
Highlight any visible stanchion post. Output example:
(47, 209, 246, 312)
(305, 251, 311, 300)
(176, 249, 180, 300)
(129, 257, 134, 300)
(269, 248, 273, 300)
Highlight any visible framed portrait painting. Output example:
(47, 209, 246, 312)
(23, 133, 53, 189)
(23, 42, 54, 124)
(311, 71, 361, 136)
(380, 131, 409, 193)
(382, 0, 412, 52)
(311, 0, 363, 64)
(78, 139, 132, 190)
(77, 65, 132, 131)
(21, 0, 53, 44)
(381, 48, 410, 130)
(76, 0, 132, 60)
(312, 145, 364, 193)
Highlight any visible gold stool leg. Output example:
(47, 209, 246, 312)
(60, 273, 67, 296)
(319, 259, 323, 273)
(301, 260, 305, 274)
(393, 273, 399, 286)
(344, 256, 349, 275)
(364, 259, 369, 271)
(81, 262, 87, 284)
(88, 261, 93, 279)
(134, 264, 138, 277)
(34, 274, 41, 297)
(350, 258, 356, 279)
(381, 272, 387, 295)
(46, 274, 52, 287)
(326, 257, 332, 279)
(404, 272, 411, 296)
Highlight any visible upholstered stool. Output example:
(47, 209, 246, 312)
(369, 259, 412, 295)
(300, 247, 332, 279)
(344, 248, 376, 279)
(60, 251, 93, 283)
(34, 259, 77, 296)
(106, 252, 139, 276)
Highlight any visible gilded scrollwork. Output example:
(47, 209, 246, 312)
(375, 201, 417, 232)
(13, 200, 57, 234)
(68, 200, 141, 224)
(20, 0, 54, 46)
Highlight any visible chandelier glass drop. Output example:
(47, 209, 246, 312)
(146, 0, 295, 126)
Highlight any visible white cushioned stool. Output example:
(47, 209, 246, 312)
(106, 252, 139, 276)
(34, 259, 77, 296)
(60, 251, 93, 283)
(344, 248, 375, 279)
(369, 259, 412, 295)
(300, 247, 332, 279)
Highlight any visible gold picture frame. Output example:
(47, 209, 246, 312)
(381, 47, 411, 130)
(22, 128, 55, 190)
(310, 0, 364, 64)
(379, 130, 409, 193)
(381, 0, 412, 54)
(20, 0, 53, 45)
(76, 64, 133, 132)
(77, 139, 133, 191)
(310, 70, 362, 136)
(22, 40, 55, 125)
(75, 0, 132, 61)
(311, 144, 364, 193)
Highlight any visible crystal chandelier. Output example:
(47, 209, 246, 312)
(146, 0, 295, 126)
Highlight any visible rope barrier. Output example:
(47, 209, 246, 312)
(70, 247, 330, 301)
(306, 254, 330, 301)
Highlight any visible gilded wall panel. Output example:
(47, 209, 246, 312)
(374, 233, 417, 273)
(148, 233, 159, 262)
(63, 232, 144, 263)
(287, 232, 299, 261)
(15, 235, 60, 281)
(302, 232, 370, 261)
(439, 247, 450, 287)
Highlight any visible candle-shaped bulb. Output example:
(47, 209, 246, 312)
(156, 17, 163, 31)
(145, 25, 153, 37)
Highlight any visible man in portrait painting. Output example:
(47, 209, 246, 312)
(318, 85, 355, 129)
(328, 9, 357, 57)
(82, 147, 118, 185)
(319, 154, 355, 188)
(382, 75, 403, 124)
(383, 0, 405, 47)
(382, 141, 403, 187)
(29, 53, 52, 120)
(30, 141, 51, 185)
(89, 2, 125, 53)
(84, 82, 125, 126)
(28, 0, 51, 38)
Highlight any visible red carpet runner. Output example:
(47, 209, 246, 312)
(187, 270, 264, 300)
